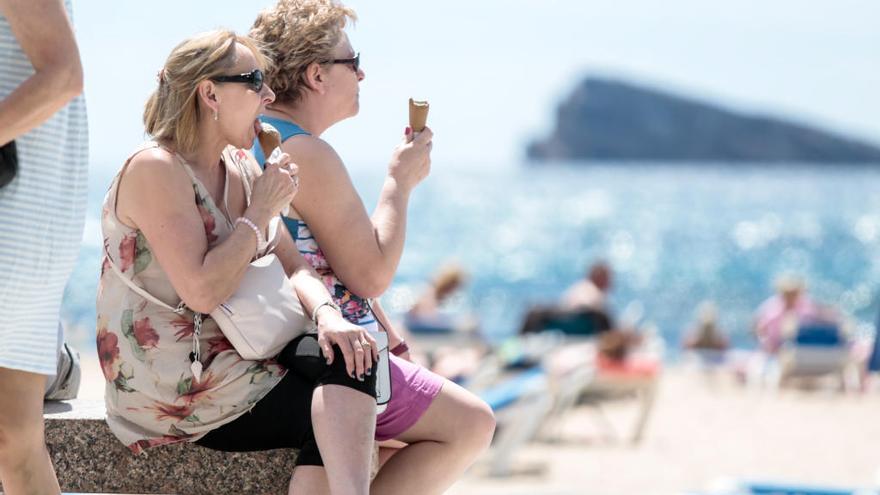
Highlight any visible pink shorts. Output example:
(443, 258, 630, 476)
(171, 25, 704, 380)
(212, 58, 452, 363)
(375, 355, 444, 441)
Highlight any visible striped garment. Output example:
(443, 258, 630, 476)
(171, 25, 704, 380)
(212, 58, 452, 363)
(0, 0, 89, 375)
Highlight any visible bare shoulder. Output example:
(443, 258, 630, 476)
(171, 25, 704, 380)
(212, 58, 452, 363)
(116, 147, 195, 226)
(282, 134, 345, 173)
(123, 147, 189, 186)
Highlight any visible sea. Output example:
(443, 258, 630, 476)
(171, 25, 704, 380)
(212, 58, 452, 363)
(62, 161, 880, 358)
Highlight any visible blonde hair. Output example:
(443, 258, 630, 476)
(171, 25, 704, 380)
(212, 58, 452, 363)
(250, 0, 356, 104)
(432, 264, 467, 298)
(143, 30, 270, 153)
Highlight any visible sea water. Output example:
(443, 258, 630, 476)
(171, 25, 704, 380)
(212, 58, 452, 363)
(62, 161, 880, 357)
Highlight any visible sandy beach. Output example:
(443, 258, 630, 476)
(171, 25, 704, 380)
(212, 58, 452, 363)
(450, 366, 880, 495)
(74, 355, 880, 495)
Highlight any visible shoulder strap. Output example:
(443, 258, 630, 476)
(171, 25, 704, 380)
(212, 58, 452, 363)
(254, 116, 310, 167)
(223, 147, 253, 205)
(103, 244, 186, 314)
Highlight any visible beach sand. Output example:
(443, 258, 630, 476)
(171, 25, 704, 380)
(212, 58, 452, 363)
(74, 356, 880, 495)
(449, 367, 880, 495)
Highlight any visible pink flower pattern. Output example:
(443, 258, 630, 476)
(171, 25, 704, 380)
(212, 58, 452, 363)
(133, 317, 159, 348)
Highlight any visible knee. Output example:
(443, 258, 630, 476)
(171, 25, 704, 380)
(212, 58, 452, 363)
(459, 399, 496, 453)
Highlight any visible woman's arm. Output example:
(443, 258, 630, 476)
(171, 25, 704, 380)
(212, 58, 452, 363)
(117, 149, 294, 313)
(370, 298, 412, 361)
(284, 128, 433, 298)
(0, 0, 83, 145)
(241, 153, 377, 378)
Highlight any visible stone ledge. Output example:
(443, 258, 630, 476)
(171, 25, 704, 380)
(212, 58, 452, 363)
(44, 399, 298, 494)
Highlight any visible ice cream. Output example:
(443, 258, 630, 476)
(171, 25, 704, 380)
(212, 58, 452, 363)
(258, 122, 282, 158)
(257, 122, 291, 216)
(409, 98, 429, 133)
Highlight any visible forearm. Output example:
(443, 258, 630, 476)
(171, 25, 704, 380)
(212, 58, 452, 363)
(184, 225, 261, 312)
(289, 264, 337, 321)
(0, 63, 82, 145)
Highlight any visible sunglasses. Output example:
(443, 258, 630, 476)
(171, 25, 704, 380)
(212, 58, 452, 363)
(211, 69, 264, 92)
(329, 52, 360, 72)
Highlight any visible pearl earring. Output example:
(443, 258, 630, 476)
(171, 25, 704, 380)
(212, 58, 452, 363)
(213, 108, 219, 121)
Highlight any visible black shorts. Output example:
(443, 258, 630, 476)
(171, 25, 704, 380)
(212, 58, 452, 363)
(195, 334, 377, 466)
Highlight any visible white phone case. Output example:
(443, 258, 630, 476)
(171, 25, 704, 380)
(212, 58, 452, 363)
(371, 331, 391, 413)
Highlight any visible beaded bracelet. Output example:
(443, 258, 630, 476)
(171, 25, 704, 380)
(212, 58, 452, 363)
(234, 216, 266, 256)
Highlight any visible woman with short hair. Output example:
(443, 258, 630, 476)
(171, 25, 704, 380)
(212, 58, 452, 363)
(250, 2, 496, 493)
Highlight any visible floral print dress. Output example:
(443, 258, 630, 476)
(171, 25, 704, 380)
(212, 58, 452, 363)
(96, 143, 286, 454)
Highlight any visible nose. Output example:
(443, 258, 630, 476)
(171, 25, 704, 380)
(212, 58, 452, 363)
(356, 67, 365, 82)
(262, 83, 276, 105)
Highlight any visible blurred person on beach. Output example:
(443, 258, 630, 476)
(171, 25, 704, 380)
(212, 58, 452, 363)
(0, 0, 87, 493)
(562, 260, 614, 314)
(97, 30, 382, 494)
(682, 301, 729, 352)
(405, 263, 478, 335)
(519, 260, 614, 335)
(250, 1, 495, 492)
(753, 274, 839, 355)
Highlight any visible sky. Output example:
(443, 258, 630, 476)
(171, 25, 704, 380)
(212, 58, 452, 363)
(73, 0, 880, 172)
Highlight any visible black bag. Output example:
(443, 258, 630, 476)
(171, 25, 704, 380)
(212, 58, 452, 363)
(0, 140, 18, 188)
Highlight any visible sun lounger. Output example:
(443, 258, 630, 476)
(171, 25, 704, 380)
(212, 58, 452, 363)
(777, 322, 855, 390)
(479, 367, 554, 476)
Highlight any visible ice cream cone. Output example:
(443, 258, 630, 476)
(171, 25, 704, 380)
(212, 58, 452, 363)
(409, 98, 429, 133)
(258, 123, 282, 157)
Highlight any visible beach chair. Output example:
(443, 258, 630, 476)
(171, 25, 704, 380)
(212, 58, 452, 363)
(777, 322, 855, 390)
(577, 355, 660, 444)
(570, 329, 663, 444)
(478, 367, 554, 476)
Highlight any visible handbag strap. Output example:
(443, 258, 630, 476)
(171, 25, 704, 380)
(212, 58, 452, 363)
(103, 244, 186, 314)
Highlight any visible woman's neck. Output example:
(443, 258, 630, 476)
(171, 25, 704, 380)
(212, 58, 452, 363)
(175, 125, 227, 172)
(265, 99, 333, 137)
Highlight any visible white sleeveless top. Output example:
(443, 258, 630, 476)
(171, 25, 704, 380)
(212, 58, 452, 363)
(0, 0, 89, 375)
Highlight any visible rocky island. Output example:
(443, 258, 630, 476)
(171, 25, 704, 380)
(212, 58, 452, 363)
(528, 78, 880, 163)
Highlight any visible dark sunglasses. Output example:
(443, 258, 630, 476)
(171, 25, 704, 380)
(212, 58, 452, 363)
(329, 52, 360, 72)
(210, 69, 264, 92)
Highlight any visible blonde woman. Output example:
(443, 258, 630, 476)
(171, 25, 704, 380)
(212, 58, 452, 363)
(251, 2, 496, 493)
(0, 0, 86, 493)
(97, 30, 377, 494)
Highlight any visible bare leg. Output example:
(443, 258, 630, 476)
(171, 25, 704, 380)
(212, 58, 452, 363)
(289, 466, 330, 494)
(370, 380, 495, 495)
(376, 440, 405, 469)
(312, 384, 376, 495)
(0, 367, 60, 495)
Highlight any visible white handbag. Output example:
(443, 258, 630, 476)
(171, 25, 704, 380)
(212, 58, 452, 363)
(107, 249, 313, 362)
(209, 253, 313, 359)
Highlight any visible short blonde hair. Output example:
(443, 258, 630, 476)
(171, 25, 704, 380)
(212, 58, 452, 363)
(143, 30, 270, 153)
(433, 264, 467, 296)
(250, 0, 356, 105)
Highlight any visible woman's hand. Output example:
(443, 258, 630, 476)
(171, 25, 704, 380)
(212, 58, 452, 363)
(387, 126, 433, 192)
(246, 153, 298, 226)
(316, 310, 379, 380)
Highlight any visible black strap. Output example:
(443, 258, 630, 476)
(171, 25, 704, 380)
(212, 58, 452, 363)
(0, 140, 18, 189)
